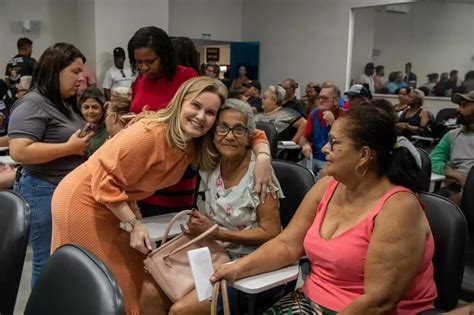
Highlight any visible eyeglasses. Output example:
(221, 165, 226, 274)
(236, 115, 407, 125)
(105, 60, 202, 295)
(120, 69, 126, 78)
(328, 135, 342, 151)
(215, 124, 248, 137)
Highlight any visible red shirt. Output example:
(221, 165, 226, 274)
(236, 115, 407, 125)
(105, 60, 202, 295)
(130, 65, 198, 113)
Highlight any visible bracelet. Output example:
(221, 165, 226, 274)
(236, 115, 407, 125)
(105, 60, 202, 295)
(256, 151, 271, 159)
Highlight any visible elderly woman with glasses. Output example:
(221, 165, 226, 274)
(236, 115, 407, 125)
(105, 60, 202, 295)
(140, 98, 283, 315)
(255, 85, 307, 143)
(212, 105, 436, 315)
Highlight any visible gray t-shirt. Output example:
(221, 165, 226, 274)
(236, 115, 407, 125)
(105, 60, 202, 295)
(8, 89, 87, 184)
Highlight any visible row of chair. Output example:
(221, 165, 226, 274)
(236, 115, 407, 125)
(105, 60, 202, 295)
(0, 159, 470, 314)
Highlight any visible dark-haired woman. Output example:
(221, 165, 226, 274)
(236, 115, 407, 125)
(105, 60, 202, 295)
(127, 26, 199, 216)
(212, 105, 436, 314)
(394, 87, 411, 115)
(8, 43, 92, 287)
(396, 89, 431, 140)
(79, 86, 107, 155)
(171, 36, 200, 74)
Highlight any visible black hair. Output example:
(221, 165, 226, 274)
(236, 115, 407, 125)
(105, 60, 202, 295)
(388, 71, 399, 82)
(343, 106, 423, 192)
(394, 87, 411, 95)
(206, 63, 220, 77)
(30, 43, 85, 118)
(375, 65, 384, 74)
(17, 37, 33, 50)
(127, 26, 176, 81)
(0, 79, 7, 99)
(418, 86, 430, 97)
(405, 62, 412, 68)
(171, 36, 199, 74)
(364, 62, 375, 75)
(450, 70, 458, 77)
(78, 87, 106, 123)
(465, 71, 474, 81)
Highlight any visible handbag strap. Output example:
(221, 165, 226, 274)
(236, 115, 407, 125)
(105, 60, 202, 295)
(211, 280, 230, 315)
(161, 209, 192, 244)
(164, 223, 219, 258)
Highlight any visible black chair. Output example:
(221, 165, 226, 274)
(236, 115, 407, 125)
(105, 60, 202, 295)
(417, 148, 432, 192)
(0, 190, 30, 315)
(272, 159, 316, 228)
(419, 192, 467, 312)
(435, 108, 457, 123)
(460, 167, 474, 301)
(256, 122, 279, 159)
(237, 160, 316, 314)
(24, 244, 125, 315)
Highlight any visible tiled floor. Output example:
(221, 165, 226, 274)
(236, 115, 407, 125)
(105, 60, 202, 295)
(14, 245, 32, 315)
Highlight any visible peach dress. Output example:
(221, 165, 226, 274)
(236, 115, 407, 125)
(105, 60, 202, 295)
(51, 121, 194, 314)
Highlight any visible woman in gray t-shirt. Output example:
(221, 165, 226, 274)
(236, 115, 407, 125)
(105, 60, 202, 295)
(8, 43, 93, 288)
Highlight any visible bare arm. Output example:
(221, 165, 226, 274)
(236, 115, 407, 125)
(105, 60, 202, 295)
(0, 135, 8, 147)
(187, 193, 281, 246)
(9, 131, 93, 164)
(105, 201, 152, 254)
(291, 117, 307, 143)
(340, 192, 429, 314)
(211, 177, 329, 282)
(445, 165, 468, 187)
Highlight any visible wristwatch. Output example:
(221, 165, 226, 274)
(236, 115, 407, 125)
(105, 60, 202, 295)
(119, 217, 139, 233)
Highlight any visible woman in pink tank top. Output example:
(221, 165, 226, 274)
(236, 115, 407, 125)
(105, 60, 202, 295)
(211, 105, 437, 314)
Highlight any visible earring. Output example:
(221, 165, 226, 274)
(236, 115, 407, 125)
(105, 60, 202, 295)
(355, 164, 367, 177)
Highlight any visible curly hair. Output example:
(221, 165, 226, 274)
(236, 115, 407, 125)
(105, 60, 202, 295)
(127, 26, 176, 81)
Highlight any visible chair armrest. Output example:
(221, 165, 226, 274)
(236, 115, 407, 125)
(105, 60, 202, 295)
(231, 264, 299, 294)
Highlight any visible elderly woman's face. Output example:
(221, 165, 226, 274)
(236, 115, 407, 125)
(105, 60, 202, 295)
(80, 97, 103, 124)
(262, 90, 278, 113)
(321, 119, 360, 179)
(407, 92, 422, 107)
(134, 47, 161, 80)
(213, 109, 249, 159)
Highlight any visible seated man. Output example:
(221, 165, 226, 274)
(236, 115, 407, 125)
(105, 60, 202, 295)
(342, 83, 372, 110)
(297, 85, 345, 176)
(430, 91, 474, 205)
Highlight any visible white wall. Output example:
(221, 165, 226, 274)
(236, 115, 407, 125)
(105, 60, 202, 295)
(372, 2, 474, 83)
(241, 0, 411, 92)
(169, 0, 242, 42)
(93, 0, 169, 85)
(0, 0, 80, 76)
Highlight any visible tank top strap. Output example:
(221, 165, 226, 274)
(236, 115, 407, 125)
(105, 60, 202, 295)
(367, 185, 414, 220)
(316, 179, 339, 215)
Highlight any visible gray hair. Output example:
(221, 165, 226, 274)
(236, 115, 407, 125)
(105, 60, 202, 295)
(267, 85, 286, 106)
(220, 98, 255, 136)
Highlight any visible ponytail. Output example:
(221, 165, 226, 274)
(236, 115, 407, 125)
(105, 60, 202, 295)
(387, 146, 424, 192)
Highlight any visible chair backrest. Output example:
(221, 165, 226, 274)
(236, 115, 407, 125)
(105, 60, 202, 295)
(256, 122, 279, 159)
(24, 244, 125, 315)
(419, 192, 467, 311)
(0, 190, 30, 315)
(461, 167, 474, 238)
(435, 108, 457, 123)
(272, 160, 316, 228)
(417, 148, 432, 192)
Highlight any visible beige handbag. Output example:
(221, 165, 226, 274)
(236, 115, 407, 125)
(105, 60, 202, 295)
(211, 279, 230, 315)
(143, 210, 231, 302)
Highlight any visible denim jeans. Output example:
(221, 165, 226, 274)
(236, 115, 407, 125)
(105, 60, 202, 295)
(298, 158, 327, 179)
(14, 173, 57, 288)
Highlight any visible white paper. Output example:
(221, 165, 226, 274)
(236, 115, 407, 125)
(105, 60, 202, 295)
(187, 247, 214, 301)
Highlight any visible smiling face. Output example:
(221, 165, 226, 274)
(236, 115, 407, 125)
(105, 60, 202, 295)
(213, 109, 249, 159)
(59, 57, 84, 99)
(179, 91, 221, 139)
(134, 47, 161, 80)
(80, 98, 103, 124)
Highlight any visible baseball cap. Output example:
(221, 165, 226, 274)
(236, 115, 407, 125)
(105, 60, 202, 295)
(113, 47, 125, 58)
(452, 91, 474, 105)
(344, 84, 372, 99)
(243, 80, 261, 91)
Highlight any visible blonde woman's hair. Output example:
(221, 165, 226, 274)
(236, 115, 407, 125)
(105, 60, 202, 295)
(144, 76, 227, 171)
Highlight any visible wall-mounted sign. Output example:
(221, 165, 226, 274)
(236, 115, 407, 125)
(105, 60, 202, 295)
(206, 48, 220, 62)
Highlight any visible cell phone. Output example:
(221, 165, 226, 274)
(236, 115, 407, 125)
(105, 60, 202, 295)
(79, 123, 97, 138)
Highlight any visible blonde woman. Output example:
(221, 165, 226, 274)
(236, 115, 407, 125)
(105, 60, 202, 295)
(51, 77, 272, 314)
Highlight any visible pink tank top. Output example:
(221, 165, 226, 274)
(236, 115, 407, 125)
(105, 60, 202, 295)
(303, 180, 437, 314)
